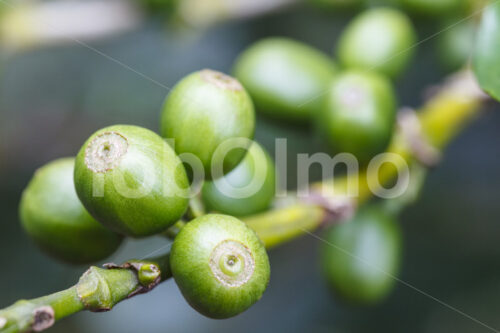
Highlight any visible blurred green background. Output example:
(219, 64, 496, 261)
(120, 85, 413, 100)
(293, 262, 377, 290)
(1, 2, 500, 332)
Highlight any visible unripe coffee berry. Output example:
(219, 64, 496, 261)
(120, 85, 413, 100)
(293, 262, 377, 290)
(74, 125, 189, 237)
(337, 8, 416, 78)
(234, 37, 336, 121)
(437, 19, 475, 73)
(19, 158, 123, 264)
(170, 214, 270, 318)
(160, 69, 255, 179)
(317, 70, 396, 165)
(202, 142, 276, 217)
(321, 205, 401, 304)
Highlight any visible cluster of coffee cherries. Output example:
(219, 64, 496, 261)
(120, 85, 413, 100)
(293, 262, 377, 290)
(20, 68, 272, 319)
(20, 6, 433, 318)
(233, 7, 414, 303)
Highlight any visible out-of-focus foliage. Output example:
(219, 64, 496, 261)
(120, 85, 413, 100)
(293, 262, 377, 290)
(308, 0, 366, 10)
(141, 0, 178, 15)
(397, 0, 465, 16)
(474, 1, 500, 101)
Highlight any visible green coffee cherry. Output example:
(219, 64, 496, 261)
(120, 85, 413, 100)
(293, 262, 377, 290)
(321, 205, 401, 304)
(170, 214, 270, 318)
(317, 70, 396, 164)
(160, 69, 255, 179)
(398, 0, 464, 16)
(74, 125, 189, 238)
(19, 158, 123, 264)
(437, 20, 475, 72)
(337, 8, 416, 78)
(234, 38, 336, 121)
(201, 142, 276, 217)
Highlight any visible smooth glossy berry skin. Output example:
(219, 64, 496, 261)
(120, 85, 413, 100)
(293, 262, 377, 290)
(337, 8, 416, 78)
(170, 214, 270, 319)
(234, 38, 336, 121)
(317, 70, 396, 164)
(321, 205, 401, 304)
(19, 158, 123, 264)
(202, 142, 276, 217)
(160, 69, 255, 179)
(74, 125, 189, 238)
